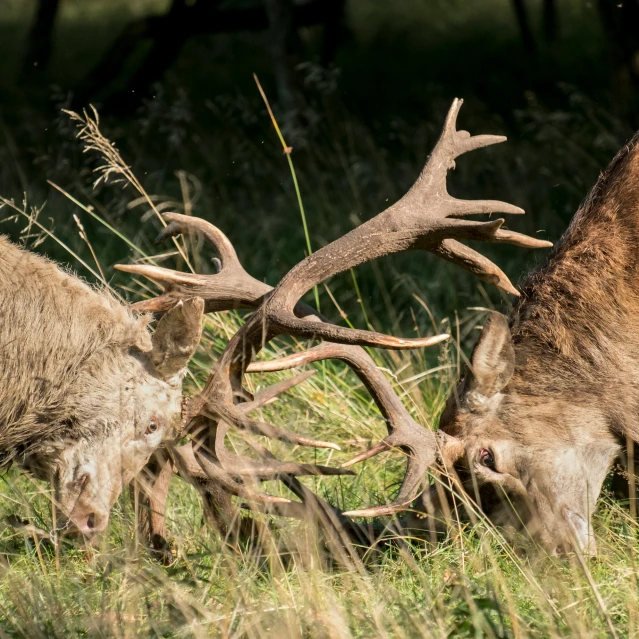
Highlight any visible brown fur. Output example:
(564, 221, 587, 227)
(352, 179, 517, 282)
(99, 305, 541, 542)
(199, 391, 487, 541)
(512, 130, 639, 406)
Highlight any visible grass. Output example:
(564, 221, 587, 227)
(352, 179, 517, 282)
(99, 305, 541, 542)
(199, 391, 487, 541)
(1, 290, 639, 637)
(1, 300, 639, 637)
(1, 98, 639, 639)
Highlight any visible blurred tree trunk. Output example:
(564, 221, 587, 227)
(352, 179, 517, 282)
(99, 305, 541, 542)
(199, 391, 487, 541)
(542, 0, 558, 42)
(511, 0, 537, 58)
(598, 0, 639, 123)
(21, 0, 59, 77)
(72, 0, 346, 114)
(73, 0, 197, 111)
(265, 0, 299, 114)
(108, 0, 194, 108)
(321, 0, 346, 65)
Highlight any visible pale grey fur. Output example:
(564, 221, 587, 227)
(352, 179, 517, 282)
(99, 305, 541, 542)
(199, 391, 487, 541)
(0, 236, 203, 533)
(0, 235, 151, 458)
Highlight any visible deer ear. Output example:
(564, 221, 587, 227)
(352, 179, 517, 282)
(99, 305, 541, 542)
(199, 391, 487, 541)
(151, 297, 204, 379)
(468, 312, 514, 397)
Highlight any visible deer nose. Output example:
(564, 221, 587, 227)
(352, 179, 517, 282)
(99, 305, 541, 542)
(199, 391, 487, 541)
(74, 510, 109, 535)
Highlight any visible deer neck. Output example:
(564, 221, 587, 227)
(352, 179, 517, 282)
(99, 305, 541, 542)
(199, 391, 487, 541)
(507, 132, 639, 404)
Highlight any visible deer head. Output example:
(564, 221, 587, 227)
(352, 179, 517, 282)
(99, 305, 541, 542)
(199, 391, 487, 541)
(4, 256, 205, 535)
(429, 312, 618, 555)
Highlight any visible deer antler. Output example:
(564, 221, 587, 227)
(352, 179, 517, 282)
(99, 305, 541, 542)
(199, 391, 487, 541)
(120, 99, 551, 518)
(248, 342, 439, 514)
(118, 214, 353, 505)
(116, 213, 272, 313)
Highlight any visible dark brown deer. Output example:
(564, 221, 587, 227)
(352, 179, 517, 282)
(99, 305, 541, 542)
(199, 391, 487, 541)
(340, 107, 639, 556)
(119, 99, 553, 556)
(419, 126, 639, 555)
(338, 116, 639, 556)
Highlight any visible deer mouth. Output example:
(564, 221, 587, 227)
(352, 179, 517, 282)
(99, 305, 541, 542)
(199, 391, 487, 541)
(561, 506, 597, 556)
(70, 510, 110, 536)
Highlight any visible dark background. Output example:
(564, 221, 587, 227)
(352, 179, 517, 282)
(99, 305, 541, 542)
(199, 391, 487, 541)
(0, 0, 637, 338)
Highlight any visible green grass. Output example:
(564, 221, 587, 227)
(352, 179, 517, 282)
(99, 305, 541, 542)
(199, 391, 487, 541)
(1, 296, 638, 637)
(1, 111, 639, 638)
(1, 303, 639, 637)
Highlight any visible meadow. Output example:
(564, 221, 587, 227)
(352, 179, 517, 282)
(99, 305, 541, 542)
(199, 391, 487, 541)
(0, 203, 638, 638)
(2, 0, 639, 636)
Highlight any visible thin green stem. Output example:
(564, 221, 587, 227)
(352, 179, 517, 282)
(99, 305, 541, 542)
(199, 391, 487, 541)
(253, 73, 321, 312)
(48, 181, 149, 258)
(350, 268, 372, 330)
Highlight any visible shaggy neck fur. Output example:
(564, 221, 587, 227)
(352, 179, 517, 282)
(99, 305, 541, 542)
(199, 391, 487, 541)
(509, 130, 639, 433)
(0, 237, 151, 460)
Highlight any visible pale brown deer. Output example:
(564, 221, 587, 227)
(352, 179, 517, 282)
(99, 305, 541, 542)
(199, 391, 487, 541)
(0, 235, 205, 534)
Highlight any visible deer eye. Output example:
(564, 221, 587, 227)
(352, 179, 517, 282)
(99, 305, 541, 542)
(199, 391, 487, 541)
(146, 418, 159, 435)
(479, 448, 496, 470)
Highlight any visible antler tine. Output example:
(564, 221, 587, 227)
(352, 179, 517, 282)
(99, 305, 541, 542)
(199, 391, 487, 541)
(279, 472, 378, 560)
(439, 98, 506, 158)
(268, 318, 449, 350)
(242, 439, 377, 552)
(432, 239, 521, 296)
(189, 368, 343, 451)
(174, 418, 351, 521)
(171, 438, 292, 506)
(176, 433, 351, 485)
(248, 342, 442, 513)
(342, 431, 462, 517)
(115, 213, 271, 313)
(240, 370, 317, 412)
(247, 349, 329, 373)
(181, 366, 349, 487)
(192, 447, 293, 504)
(211, 421, 353, 479)
(158, 213, 241, 267)
(448, 200, 525, 217)
(341, 447, 432, 517)
(227, 412, 341, 450)
(432, 233, 552, 296)
(492, 228, 554, 248)
(182, 382, 341, 451)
